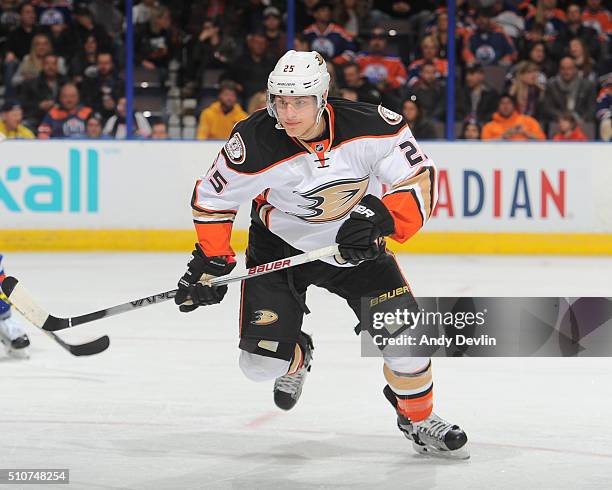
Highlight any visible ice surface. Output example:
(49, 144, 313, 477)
(1, 253, 611, 489)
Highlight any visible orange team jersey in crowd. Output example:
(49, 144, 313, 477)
(552, 127, 588, 141)
(356, 54, 408, 89)
(190, 98, 437, 264)
(583, 8, 612, 34)
(481, 111, 546, 141)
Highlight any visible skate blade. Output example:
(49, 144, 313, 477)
(412, 441, 470, 460)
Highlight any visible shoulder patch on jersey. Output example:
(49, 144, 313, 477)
(224, 132, 246, 164)
(378, 105, 403, 125)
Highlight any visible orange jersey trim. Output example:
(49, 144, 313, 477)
(194, 221, 235, 257)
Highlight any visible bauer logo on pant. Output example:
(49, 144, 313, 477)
(251, 310, 279, 325)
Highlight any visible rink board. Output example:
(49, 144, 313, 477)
(1, 140, 610, 254)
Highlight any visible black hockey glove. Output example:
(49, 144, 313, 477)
(175, 244, 236, 312)
(335, 194, 395, 265)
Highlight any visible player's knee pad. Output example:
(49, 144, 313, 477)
(239, 351, 290, 382)
(383, 355, 430, 374)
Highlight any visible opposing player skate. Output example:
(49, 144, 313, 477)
(273, 332, 314, 410)
(384, 385, 469, 459)
(0, 312, 30, 359)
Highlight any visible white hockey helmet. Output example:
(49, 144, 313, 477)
(267, 50, 331, 126)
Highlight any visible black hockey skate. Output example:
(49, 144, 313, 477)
(273, 332, 314, 411)
(383, 385, 469, 459)
(0, 329, 30, 359)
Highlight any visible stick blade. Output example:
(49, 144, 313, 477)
(1, 275, 18, 296)
(52, 333, 110, 357)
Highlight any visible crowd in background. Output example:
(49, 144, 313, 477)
(0, 0, 610, 141)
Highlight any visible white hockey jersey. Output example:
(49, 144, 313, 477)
(191, 98, 438, 266)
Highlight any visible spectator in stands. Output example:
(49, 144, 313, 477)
(524, 0, 567, 44)
(551, 112, 588, 140)
(196, 81, 248, 140)
(70, 34, 98, 82)
(89, 0, 123, 41)
(408, 35, 448, 84)
(19, 53, 67, 129)
(247, 91, 267, 114)
(340, 87, 358, 101)
(462, 7, 516, 67)
(223, 32, 276, 106)
(560, 3, 601, 62)
(133, 0, 159, 26)
(303, 1, 356, 64)
(11, 33, 66, 88)
(401, 97, 437, 139)
(428, 9, 450, 60)
(85, 112, 107, 139)
(80, 52, 123, 121)
(405, 62, 445, 121)
(341, 62, 382, 105)
(135, 5, 177, 88)
(582, 0, 611, 36)
(542, 56, 596, 123)
(326, 62, 342, 98)
(372, 0, 432, 20)
(596, 76, 611, 141)
(0, 101, 35, 139)
(461, 119, 482, 140)
(507, 61, 545, 119)
(294, 32, 311, 51)
(456, 64, 499, 123)
(190, 17, 237, 88)
(356, 27, 407, 90)
(151, 119, 169, 139)
(38, 82, 92, 138)
(37, 1, 72, 27)
(44, 8, 77, 61)
(295, 0, 318, 32)
(262, 6, 286, 60)
(524, 41, 556, 83)
(481, 94, 546, 140)
(333, 0, 369, 38)
(103, 97, 152, 139)
(3, 2, 40, 97)
(72, 5, 112, 53)
(568, 38, 597, 82)
(491, 0, 525, 42)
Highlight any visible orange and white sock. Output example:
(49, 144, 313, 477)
(286, 343, 304, 375)
(384, 361, 433, 422)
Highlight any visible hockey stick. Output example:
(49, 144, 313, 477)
(0, 245, 341, 333)
(0, 291, 109, 357)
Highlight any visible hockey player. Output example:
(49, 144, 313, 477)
(0, 255, 30, 358)
(176, 50, 468, 458)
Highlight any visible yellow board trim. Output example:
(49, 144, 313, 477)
(1, 230, 611, 255)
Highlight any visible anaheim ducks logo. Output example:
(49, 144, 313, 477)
(289, 176, 370, 223)
(251, 310, 279, 325)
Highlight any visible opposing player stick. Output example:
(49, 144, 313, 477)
(0, 291, 109, 357)
(1, 245, 340, 335)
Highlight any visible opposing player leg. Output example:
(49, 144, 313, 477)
(0, 255, 30, 359)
